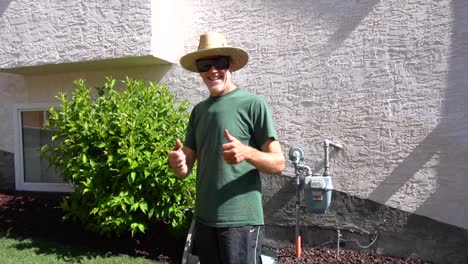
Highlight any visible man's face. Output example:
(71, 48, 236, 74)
(196, 56, 233, 96)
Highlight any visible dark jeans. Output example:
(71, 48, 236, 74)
(194, 221, 264, 264)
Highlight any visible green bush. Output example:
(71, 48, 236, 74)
(41, 77, 195, 237)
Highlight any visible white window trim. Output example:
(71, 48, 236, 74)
(14, 102, 74, 192)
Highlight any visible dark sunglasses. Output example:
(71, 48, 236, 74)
(195, 56, 230, 72)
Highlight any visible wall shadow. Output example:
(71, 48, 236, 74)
(368, 0, 468, 229)
(0, 0, 12, 16)
(320, 0, 380, 54)
(269, 0, 379, 55)
(0, 150, 15, 190)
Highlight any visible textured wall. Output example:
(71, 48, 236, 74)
(0, 0, 466, 236)
(0, 73, 27, 153)
(0, 0, 466, 261)
(161, 0, 468, 230)
(261, 175, 468, 264)
(0, 0, 154, 69)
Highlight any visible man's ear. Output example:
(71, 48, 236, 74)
(229, 57, 234, 72)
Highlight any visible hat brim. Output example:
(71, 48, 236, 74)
(180, 47, 249, 73)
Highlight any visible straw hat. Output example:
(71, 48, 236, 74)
(180, 32, 249, 73)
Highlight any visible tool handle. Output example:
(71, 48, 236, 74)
(296, 235, 302, 258)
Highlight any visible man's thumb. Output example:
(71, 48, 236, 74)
(173, 139, 182, 151)
(224, 129, 235, 142)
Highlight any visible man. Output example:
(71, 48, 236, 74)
(168, 32, 285, 264)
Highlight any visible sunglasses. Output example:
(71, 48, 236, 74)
(195, 56, 231, 72)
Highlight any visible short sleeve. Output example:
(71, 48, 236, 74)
(252, 97, 278, 149)
(184, 107, 197, 151)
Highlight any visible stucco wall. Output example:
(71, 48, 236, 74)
(0, 74, 27, 153)
(0, 0, 466, 242)
(160, 0, 468, 230)
(0, 0, 178, 69)
(0, 66, 170, 153)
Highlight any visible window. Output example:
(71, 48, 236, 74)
(14, 103, 73, 192)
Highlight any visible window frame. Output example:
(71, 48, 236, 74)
(14, 102, 74, 192)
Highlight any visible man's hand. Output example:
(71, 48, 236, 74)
(222, 129, 252, 164)
(222, 129, 285, 174)
(168, 139, 188, 175)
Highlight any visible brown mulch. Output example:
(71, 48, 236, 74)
(0, 191, 433, 264)
(276, 245, 432, 264)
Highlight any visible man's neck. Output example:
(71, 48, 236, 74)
(211, 82, 237, 97)
(223, 83, 237, 94)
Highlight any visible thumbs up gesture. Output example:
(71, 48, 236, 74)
(168, 139, 187, 171)
(222, 129, 250, 164)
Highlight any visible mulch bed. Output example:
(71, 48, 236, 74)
(0, 190, 183, 263)
(276, 245, 432, 263)
(0, 191, 432, 263)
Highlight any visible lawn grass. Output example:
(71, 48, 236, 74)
(0, 235, 165, 264)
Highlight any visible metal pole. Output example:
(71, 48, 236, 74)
(288, 147, 305, 259)
(323, 140, 343, 176)
(323, 141, 331, 176)
(294, 163, 302, 259)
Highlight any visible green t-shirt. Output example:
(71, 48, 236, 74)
(185, 88, 278, 227)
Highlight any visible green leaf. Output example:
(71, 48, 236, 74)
(138, 223, 145, 233)
(131, 203, 139, 211)
(90, 207, 99, 215)
(139, 202, 148, 214)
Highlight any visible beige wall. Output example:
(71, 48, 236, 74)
(160, 0, 468, 230)
(0, 0, 467, 230)
(0, 74, 27, 153)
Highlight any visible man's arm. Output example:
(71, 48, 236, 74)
(168, 139, 197, 179)
(222, 129, 285, 175)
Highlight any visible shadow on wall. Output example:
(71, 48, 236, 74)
(319, 0, 380, 54)
(368, 0, 468, 229)
(0, 150, 15, 190)
(0, 1, 12, 16)
(261, 0, 379, 217)
(269, 0, 379, 55)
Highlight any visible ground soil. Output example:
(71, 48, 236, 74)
(275, 245, 432, 264)
(0, 191, 432, 264)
